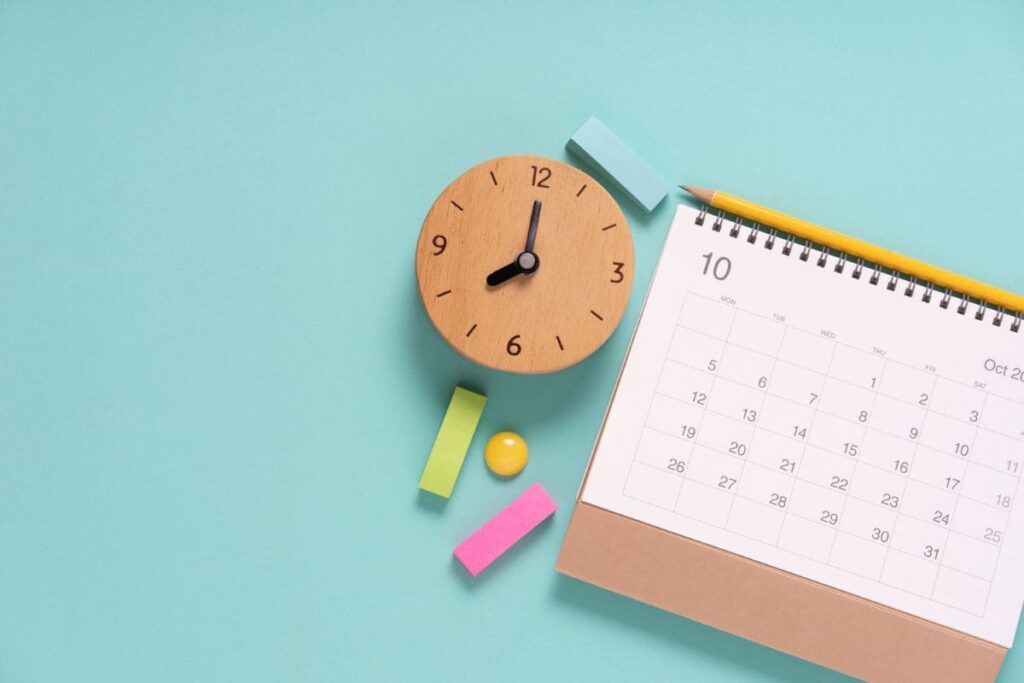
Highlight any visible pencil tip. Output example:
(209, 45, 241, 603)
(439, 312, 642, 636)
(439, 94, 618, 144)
(679, 185, 714, 203)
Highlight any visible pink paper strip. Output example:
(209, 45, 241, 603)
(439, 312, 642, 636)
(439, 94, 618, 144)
(453, 483, 557, 577)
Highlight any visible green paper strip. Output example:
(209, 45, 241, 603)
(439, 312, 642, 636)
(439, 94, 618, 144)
(419, 386, 487, 498)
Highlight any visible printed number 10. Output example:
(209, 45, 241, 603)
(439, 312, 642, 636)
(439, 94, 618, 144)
(701, 253, 732, 281)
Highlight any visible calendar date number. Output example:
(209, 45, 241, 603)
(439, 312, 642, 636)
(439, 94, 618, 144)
(700, 253, 732, 280)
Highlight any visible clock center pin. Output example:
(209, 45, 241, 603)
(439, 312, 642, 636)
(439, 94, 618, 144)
(517, 251, 539, 273)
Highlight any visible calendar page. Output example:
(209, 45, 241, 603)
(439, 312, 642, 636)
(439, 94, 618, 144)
(582, 205, 1024, 647)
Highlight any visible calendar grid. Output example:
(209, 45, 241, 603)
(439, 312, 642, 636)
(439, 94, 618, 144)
(651, 385, 1011, 507)
(979, 444, 1024, 616)
(678, 290, 1024, 419)
(930, 390, 985, 600)
(677, 321, 1024, 441)
(623, 292, 701, 505)
(877, 370, 941, 588)
(723, 325, 788, 531)
(667, 303, 739, 512)
(774, 334, 838, 546)
(628, 292, 1022, 620)
(639, 419, 1009, 553)
(658, 357, 1020, 481)
(625, 291, 736, 511)
(824, 355, 887, 571)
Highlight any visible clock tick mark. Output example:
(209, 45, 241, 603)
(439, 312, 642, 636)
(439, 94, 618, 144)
(576, 184, 587, 197)
(436, 289, 452, 298)
(590, 310, 604, 321)
(450, 201, 464, 212)
(602, 223, 617, 231)
(489, 171, 498, 186)
(556, 335, 564, 350)
(466, 323, 477, 337)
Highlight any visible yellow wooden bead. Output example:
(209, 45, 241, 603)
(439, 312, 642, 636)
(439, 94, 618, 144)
(484, 431, 528, 477)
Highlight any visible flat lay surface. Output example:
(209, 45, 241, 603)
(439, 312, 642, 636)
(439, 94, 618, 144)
(3, 2, 1024, 680)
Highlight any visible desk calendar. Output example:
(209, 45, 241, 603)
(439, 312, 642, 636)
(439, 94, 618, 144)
(559, 205, 1024, 681)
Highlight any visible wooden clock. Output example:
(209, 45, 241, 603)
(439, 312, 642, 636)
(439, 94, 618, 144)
(415, 155, 634, 373)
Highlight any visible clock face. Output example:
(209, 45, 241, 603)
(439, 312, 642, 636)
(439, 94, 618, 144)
(415, 155, 634, 373)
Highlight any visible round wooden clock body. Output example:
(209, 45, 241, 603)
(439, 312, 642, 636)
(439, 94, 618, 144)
(415, 155, 634, 373)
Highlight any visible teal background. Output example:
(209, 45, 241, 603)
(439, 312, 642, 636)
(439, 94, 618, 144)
(3, 1, 1024, 680)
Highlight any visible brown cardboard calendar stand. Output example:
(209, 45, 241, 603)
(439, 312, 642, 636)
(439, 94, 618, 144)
(558, 501, 1004, 681)
(558, 426, 1007, 682)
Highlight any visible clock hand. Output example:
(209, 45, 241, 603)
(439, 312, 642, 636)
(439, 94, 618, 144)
(486, 251, 539, 287)
(524, 199, 541, 253)
(488, 201, 543, 287)
(486, 260, 523, 287)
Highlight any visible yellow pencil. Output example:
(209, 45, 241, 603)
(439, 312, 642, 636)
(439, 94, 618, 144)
(680, 186, 1024, 315)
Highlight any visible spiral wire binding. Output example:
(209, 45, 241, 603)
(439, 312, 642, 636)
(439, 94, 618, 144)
(693, 205, 1021, 334)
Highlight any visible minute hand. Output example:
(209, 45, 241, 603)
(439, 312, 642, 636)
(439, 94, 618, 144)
(524, 200, 541, 252)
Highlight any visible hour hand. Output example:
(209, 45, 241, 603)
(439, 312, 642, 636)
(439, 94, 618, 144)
(486, 251, 539, 287)
(486, 260, 523, 287)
